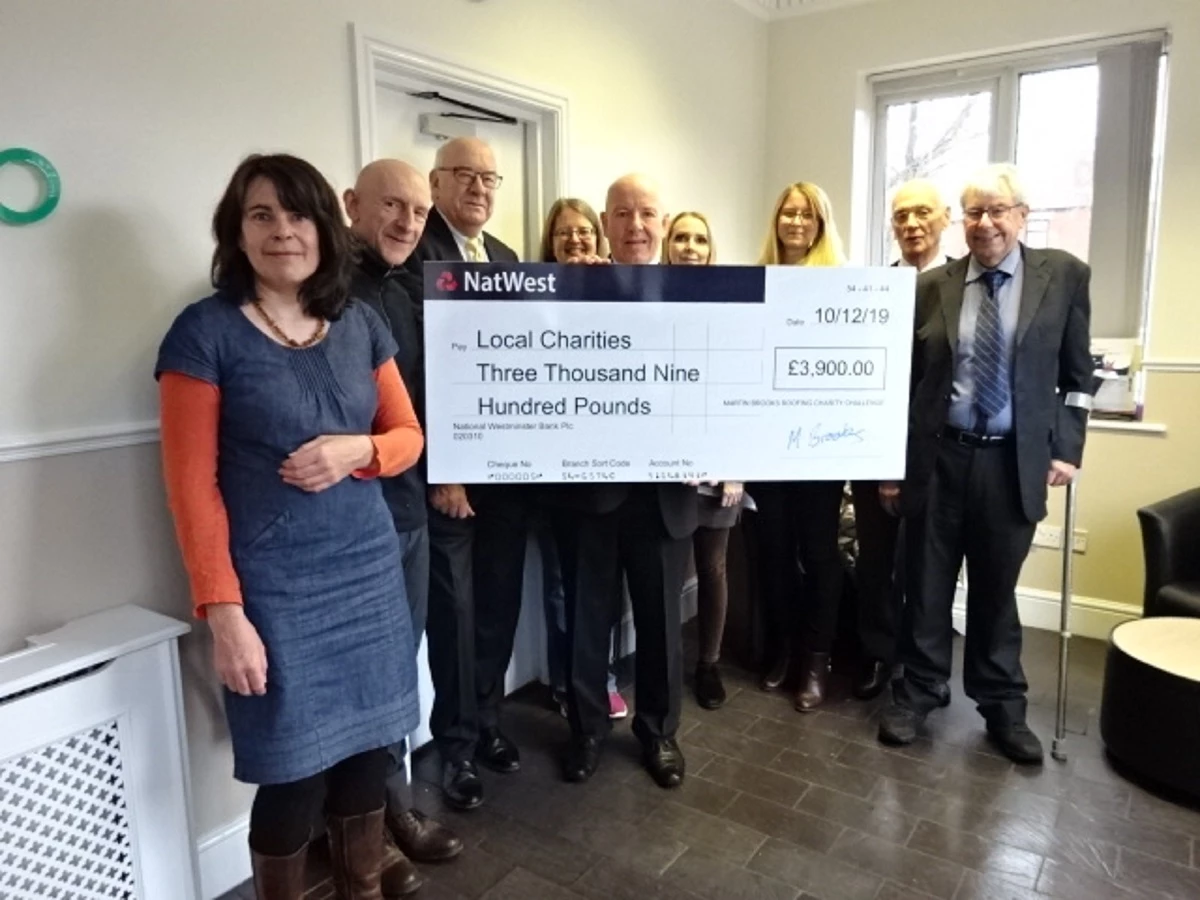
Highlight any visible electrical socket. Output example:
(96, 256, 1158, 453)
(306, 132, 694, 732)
(1071, 529, 1088, 553)
(1033, 524, 1063, 549)
(1032, 524, 1087, 553)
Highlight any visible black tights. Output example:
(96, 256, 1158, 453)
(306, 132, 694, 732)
(754, 480, 845, 657)
(693, 526, 731, 664)
(249, 748, 388, 857)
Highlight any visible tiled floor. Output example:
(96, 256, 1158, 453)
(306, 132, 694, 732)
(219, 628, 1200, 899)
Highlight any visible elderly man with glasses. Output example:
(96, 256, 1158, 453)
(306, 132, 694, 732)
(404, 137, 530, 811)
(878, 163, 1094, 764)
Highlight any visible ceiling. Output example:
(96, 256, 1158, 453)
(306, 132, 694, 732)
(726, 0, 884, 20)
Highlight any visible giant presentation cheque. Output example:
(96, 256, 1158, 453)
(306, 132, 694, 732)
(424, 263, 916, 484)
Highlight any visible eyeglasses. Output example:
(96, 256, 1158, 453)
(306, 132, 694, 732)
(437, 166, 503, 189)
(779, 209, 816, 223)
(963, 204, 1023, 223)
(892, 206, 937, 226)
(553, 226, 596, 240)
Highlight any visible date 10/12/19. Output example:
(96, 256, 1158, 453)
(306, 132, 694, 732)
(814, 306, 891, 325)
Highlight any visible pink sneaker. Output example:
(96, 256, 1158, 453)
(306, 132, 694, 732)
(608, 691, 628, 719)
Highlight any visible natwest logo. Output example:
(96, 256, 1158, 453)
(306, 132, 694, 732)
(464, 269, 558, 294)
(435, 271, 458, 291)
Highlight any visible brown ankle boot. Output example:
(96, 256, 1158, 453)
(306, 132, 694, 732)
(327, 807, 387, 899)
(380, 850, 423, 898)
(251, 843, 307, 899)
(793, 651, 831, 712)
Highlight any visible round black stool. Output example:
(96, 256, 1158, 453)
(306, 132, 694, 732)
(1100, 617, 1200, 798)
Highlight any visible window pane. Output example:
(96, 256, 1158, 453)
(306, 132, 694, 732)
(882, 92, 991, 262)
(1015, 65, 1098, 261)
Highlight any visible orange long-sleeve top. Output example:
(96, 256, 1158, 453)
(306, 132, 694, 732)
(159, 359, 423, 619)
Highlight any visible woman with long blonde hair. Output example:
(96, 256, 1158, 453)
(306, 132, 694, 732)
(662, 211, 745, 711)
(754, 182, 848, 714)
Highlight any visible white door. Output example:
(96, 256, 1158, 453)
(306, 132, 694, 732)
(365, 72, 552, 752)
(372, 82, 532, 259)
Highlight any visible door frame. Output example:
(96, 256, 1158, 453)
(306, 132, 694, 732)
(350, 24, 569, 255)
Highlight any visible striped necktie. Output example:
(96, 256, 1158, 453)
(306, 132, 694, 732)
(465, 236, 485, 262)
(973, 269, 1011, 423)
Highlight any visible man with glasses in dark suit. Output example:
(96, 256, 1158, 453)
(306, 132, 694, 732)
(405, 137, 529, 811)
(879, 164, 1093, 765)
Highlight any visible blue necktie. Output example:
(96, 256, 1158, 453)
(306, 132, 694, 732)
(973, 269, 1011, 423)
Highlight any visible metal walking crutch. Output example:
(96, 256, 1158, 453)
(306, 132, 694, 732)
(1052, 477, 1079, 762)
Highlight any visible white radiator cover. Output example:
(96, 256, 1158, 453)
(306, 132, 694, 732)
(0, 605, 197, 900)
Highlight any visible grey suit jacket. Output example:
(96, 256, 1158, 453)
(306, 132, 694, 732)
(903, 245, 1093, 523)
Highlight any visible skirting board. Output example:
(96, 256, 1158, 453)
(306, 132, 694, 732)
(952, 585, 1140, 641)
(197, 815, 251, 900)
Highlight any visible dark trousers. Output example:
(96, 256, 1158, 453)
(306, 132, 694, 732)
(556, 487, 690, 744)
(754, 481, 845, 658)
(851, 481, 903, 663)
(896, 439, 1036, 726)
(384, 523, 430, 814)
(426, 488, 529, 762)
(251, 748, 388, 857)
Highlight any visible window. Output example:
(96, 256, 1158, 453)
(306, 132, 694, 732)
(869, 34, 1168, 343)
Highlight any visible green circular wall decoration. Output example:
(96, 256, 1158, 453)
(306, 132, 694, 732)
(0, 148, 61, 225)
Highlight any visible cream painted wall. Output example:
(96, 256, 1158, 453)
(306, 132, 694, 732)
(0, 0, 768, 839)
(0, 0, 768, 443)
(766, 0, 1200, 607)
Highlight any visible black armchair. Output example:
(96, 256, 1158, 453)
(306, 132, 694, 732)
(1137, 487, 1200, 617)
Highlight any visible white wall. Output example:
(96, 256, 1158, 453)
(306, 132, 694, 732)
(0, 0, 768, 850)
(0, 0, 768, 446)
(765, 0, 1200, 607)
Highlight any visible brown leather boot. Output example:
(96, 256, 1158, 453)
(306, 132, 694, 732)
(379, 851, 423, 898)
(793, 651, 831, 712)
(251, 843, 307, 899)
(327, 807, 387, 900)
(311, 819, 423, 898)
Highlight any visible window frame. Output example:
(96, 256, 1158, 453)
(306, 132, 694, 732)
(866, 32, 1168, 346)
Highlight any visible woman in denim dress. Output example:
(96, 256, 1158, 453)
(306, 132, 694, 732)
(157, 154, 423, 899)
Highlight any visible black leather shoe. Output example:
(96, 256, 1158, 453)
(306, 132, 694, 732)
(642, 738, 685, 789)
(386, 807, 463, 862)
(476, 728, 520, 773)
(878, 704, 924, 745)
(853, 659, 890, 700)
(441, 760, 483, 810)
(934, 683, 952, 708)
(562, 736, 603, 783)
(987, 722, 1044, 765)
(694, 662, 727, 710)
(760, 654, 790, 691)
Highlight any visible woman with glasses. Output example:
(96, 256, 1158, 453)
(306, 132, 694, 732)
(753, 183, 849, 712)
(662, 211, 745, 710)
(535, 198, 630, 719)
(538, 197, 608, 264)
